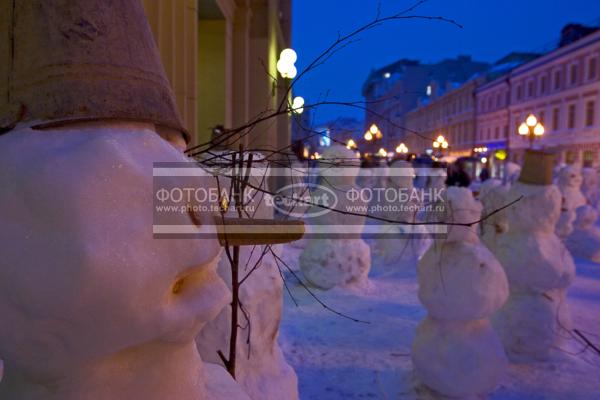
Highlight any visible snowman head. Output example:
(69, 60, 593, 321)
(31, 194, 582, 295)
(557, 165, 583, 190)
(318, 144, 361, 187)
(582, 168, 599, 191)
(0, 124, 229, 383)
(437, 187, 482, 243)
(508, 182, 562, 233)
(387, 160, 414, 190)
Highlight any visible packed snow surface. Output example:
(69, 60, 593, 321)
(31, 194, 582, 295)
(279, 246, 600, 400)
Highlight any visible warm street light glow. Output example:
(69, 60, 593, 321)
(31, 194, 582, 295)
(481, 157, 488, 163)
(433, 141, 440, 148)
(436, 135, 445, 143)
(280, 48, 297, 63)
(277, 48, 298, 79)
(290, 96, 304, 114)
(534, 123, 545, 136)
(433, 135, 448, 151)
(378, 148, 387, 157)
(313, 152, 322, 160)
(526, 114, 538, 128)
(303, 147, 309, 159)
(518, 122, 529, 136)
(396, 143, 408, 154)
(369, 124, 379, 134)
(346, 139, 357, 149)
(519, 113, 544, 148)
(441, 141, 448, 149)
(364, 131, 373, 141)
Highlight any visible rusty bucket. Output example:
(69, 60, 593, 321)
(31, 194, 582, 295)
(0, 0, 188, 142)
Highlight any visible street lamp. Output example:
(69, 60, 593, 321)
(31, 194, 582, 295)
(346, 139, 357, 150)
(396, 143, 408, 154)
(518, 113, 545, 148)
(277, 48, 298, 79)
(377, 148, 387, 157)
(369, 124, 383, 140)
(433, 135, 449, 152)
(290, 96, 304, 114)
(364, 131, 373, 141)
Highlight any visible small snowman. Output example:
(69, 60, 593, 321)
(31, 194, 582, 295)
(494, 153, 575, 362)
(412, 187, 509, 398)
(478, 178, 510, 255)
(581, 167, 600, 210)
(369, 160, 430, 275)
(299, 144, 371, 289)
(556, 165, 587, 239)
(566, 205, 600, 262)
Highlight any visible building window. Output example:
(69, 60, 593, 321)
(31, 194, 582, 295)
(540, 75, 547, 94)
(495, 126, 500, 140)
(504, 125, 509, 138)
(554, 70, 561, 90)
(527, 81, 535, 97)
(586, 100, 595, 126)
(496, 93, 501, 108)
(553, 107, 560, 131)
(568, 104, 576, 129)
(583, 150, 596, 167)
(588, 58, 598, 80)
(539, 110, 545, 125)
(516, 85, 523, 100)
(566, 150, 576, 164)
(570, 64, 579, 85)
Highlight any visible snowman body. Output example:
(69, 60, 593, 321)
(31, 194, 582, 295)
(196, 152, 299, 400)
(299, 145, 371, 289)
(412, 187, 509, 398)
(369, 161, 430, 276)
(494, 182, 575, 362)
(479, 179, 510, 255)
(566, 205, 600, 262)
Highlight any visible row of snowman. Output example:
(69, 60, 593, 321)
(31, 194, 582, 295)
(293, 144, 594, 399)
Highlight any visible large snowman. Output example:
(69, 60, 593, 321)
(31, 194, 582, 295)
(412, 187, 509, 398)
(494, 159, 576, 362)
(299, 144, 371, 289)
(0, 1, 251, 399)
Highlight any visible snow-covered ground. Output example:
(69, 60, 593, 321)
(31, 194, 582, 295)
(278, 246, 600, 400)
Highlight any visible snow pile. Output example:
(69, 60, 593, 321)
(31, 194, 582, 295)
(412, 187, 509, 398)
(494, 182, 576, 362)
(0, 124, 249, 400)
(556, 166, 587, 239)
(300, 144, 371, 289)
(566, 205, 600, 262)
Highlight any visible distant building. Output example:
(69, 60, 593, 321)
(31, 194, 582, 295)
(474, 53, 541, 176)
(361, 56, 490, 154)
(507, 28, 600, 167)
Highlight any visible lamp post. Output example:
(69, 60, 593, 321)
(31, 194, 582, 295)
(432, 134, 449, 155)
(396, 142, 408, 154)
(518, 113, 545, 149)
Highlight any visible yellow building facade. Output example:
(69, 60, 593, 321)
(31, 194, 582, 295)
(142, 0, 292, 151)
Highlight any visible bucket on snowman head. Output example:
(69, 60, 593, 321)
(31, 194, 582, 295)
(0, 0, 189, 143)
(519, 150, 556, 186)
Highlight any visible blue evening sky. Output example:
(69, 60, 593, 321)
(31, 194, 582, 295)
(292, 0, 600, 124)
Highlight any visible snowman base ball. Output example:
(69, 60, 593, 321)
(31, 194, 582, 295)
(299, 239, 370, 290)
(492, 289, 572, 362)
(412, 318, 508, 398)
